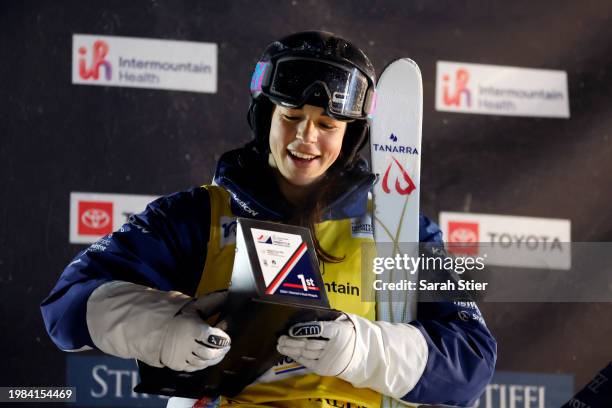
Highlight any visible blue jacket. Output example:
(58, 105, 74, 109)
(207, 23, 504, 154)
(41, 148, 496, 406)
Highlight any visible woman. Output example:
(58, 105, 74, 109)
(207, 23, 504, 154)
(41, 31, 496, 407)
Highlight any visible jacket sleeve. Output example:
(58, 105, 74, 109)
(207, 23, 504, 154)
(40, 187, 212, 352)
(400, 214, 497, 407)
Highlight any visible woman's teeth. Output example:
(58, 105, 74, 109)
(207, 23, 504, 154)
(289, 151, 318, 160)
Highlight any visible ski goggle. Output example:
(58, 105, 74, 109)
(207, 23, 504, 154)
(250, 57, 376, 120)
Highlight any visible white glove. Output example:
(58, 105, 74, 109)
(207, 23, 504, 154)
(160, 294, 231, 372)
(87, 281, 231, 372)
(277, 315, 354, 377)
(277, 313, 428, 398)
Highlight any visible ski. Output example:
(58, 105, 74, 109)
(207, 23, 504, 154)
(369, 58, 423, 324)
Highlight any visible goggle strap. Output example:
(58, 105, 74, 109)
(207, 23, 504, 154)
(365, 90, 377, 118)
(250, 61, 272, 93)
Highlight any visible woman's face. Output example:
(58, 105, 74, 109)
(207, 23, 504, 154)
(268, 104, 348, 187)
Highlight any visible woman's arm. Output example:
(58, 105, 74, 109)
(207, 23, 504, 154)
(278, 214, 496, 407)
(398, 214, 497, 406)
(40, 187, 212, 352)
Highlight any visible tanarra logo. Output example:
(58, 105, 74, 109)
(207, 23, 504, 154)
(442, 68, 471, 107)
(372, 134, 419, 155)
(78, 40, 112, 81)
(382, 156, 416, 195)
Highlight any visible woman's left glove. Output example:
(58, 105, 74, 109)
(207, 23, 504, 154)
(87, 281, 230, 372)
(277, 313, 428, 398)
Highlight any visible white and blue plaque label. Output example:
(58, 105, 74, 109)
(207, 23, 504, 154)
(251, 228, 323, 300)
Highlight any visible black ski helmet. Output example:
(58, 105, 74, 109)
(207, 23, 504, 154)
(247, 31, 376, 170)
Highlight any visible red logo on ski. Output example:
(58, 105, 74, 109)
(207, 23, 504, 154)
(382, 156, 416, 195)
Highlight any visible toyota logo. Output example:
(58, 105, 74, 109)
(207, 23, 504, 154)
(449, 227, 478, 243)
(81, 208, 111, 229)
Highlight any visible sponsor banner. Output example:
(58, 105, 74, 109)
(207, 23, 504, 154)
(436, 61, 570, 118)
(72, 34, 217, 93)
(475, 371, 573, 408)
(439, 212, 571, 270)
(70, 192, 158, 244)
(66, 355, 168, 407)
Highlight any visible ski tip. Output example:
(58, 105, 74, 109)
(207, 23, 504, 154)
(379, 58, 422, 80)
(385, 57, 419, 67)
(377, 58, 423, 93)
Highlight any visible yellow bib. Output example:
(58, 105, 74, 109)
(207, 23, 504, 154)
(195, 185, 381, 408)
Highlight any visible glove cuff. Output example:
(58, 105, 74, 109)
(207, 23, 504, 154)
(338, 313, 429, 398)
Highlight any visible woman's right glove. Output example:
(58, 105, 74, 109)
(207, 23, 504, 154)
(86, 281, 230, 372)
(277, 313, 428, 398)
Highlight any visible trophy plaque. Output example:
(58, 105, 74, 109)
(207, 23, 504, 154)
(135, 218, 340, 398)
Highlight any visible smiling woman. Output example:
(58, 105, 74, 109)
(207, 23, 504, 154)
(268, 104, 348, 200)
(42, 30, 496, 408)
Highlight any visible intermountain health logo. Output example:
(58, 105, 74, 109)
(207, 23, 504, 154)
(436, 61, 570, 118)
(72, 34, 218, 93)
(78, 40, 112, 81)
(442, 68, 471, 107)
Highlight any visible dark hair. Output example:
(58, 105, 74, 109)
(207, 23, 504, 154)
(286, 169, 346, 264)
(284, 120, 369, 263)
